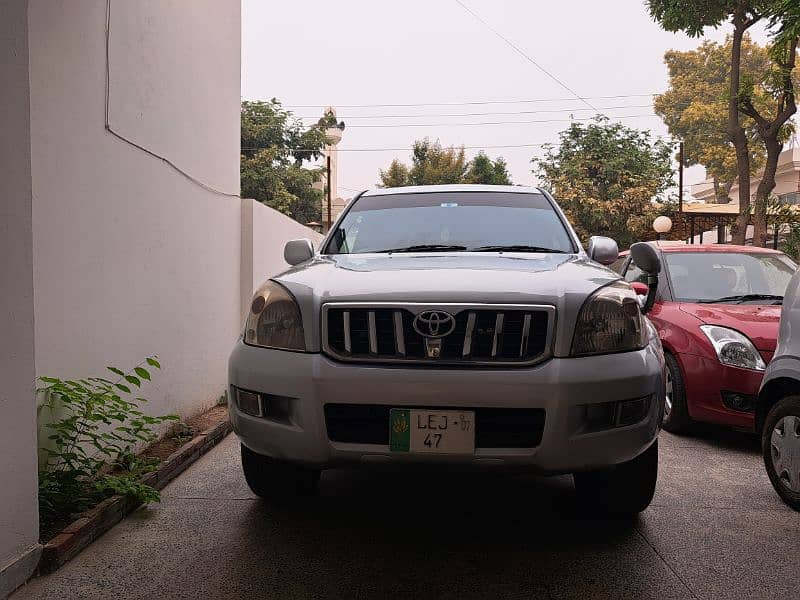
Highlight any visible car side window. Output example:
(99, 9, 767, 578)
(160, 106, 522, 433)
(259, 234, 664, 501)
(624, 261, 649, 285)
(609, 257, 627, 274)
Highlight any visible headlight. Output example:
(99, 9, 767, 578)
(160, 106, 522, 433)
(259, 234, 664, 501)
(572, 282, 645, 356)
(244, 281, 306, 351)
(700, 325, 765, 371)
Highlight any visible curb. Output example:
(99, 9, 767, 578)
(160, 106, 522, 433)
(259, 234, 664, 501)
(38, 418, 232, 575)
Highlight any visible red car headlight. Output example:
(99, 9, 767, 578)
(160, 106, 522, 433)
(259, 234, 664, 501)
(700, 325, 765, 371)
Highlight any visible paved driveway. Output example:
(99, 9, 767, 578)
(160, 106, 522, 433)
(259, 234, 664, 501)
(14, 428, 798, 600)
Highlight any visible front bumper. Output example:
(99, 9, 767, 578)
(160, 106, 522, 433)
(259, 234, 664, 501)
(228, 340, 663, 474)
(679, 353, 765, 429)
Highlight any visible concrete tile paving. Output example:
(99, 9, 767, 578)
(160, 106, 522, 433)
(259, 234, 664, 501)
(13, 427, 796, 600)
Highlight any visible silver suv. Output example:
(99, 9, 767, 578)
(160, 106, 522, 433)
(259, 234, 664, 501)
(229, 185, 665, 514)
(759, 267, 800, 512)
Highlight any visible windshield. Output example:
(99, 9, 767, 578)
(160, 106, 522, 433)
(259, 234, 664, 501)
(324, 191, 576, 254)
(664, 252, 796, 303)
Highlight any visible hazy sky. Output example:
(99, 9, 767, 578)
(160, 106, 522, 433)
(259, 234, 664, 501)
(242, 0, 773, 195)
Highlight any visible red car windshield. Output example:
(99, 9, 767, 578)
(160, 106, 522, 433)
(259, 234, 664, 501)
(664, 252, 796, 303)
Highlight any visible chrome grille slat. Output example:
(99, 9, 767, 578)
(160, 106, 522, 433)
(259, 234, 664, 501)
(343, 310, 352, 354)
(323, 303, 554, 367)
(393, 311, 406, 356)
(491, 313, 504, 358)
(520, 313, 531, 358)
(462, 312, 476, 357)
(367, 311, 378, 355)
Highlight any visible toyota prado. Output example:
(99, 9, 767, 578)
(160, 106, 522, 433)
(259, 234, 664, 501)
(228, 185, 665, 514)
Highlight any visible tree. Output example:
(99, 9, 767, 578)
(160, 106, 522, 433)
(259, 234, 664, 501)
(465, 153, 512, 185)
(654, 37, 773, 204)
(240, 99, 327, 223)
(533, 119, 675, 249)
(648, 0, 798, 246)
(379, 159, 411, 187)
(378, 139, 511, 187)
(738, 7, 798, 246)
(648, 1, 764, 243)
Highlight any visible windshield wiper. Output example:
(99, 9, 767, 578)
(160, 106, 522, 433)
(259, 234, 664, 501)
(471, 245, 569, 253)
(698, 294, 784, 305)
(382, 244, 468, 253)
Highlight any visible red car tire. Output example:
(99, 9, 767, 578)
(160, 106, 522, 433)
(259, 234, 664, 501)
(662, 353, 692, 433)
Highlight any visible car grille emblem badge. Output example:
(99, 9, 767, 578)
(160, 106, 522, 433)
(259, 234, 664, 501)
(413, 310, 456, 358)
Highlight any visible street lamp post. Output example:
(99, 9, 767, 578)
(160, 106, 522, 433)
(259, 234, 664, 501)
(326, 154, 332, 232)
(653, 216, 672, 241)
(323, 111, 345, 232)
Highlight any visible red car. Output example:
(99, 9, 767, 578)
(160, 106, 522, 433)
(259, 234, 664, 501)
(614, 243, 796, 432)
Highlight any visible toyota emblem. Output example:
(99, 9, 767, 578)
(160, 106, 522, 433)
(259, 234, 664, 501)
(413, 310, 456, 338)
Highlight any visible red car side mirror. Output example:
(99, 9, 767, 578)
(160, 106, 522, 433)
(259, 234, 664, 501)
(631, 282, 649, 296)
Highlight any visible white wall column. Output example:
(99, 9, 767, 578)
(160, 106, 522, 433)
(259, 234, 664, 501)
(0, 0, 43, 595)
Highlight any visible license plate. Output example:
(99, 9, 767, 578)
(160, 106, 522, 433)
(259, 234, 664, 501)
(389, 409, 475, 454)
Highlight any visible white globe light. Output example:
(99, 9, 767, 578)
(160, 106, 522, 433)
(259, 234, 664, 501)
(325, 126, 343, 145)
(653, 216, 673, 234)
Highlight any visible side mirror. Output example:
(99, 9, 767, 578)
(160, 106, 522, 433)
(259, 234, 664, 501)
(284, 239, 314, 266)
(631, 282, 649, 296)
(587, 236, 620, 266)
(630, 242, 661, 275)
(629, 243, 662, 314)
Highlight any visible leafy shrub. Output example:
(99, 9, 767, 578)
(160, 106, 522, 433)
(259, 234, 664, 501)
(37, 357, 178, 528)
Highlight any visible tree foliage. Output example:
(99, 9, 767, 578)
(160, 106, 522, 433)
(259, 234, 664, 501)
(654, 36, 777, 203)
(241, 99, 326, 224)
(647, 0, 764, 37)
(648, 0, 799, 246)
(379, 139, 512, 187)
(465, 153, 513, 185)
(533, 119, 675, 249)
(766, 0, 800, 50)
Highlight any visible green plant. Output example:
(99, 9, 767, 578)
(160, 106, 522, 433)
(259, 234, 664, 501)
(37, 356, 178, 528)
(169, 421, 195, 445)
(781, 223, 800, 260)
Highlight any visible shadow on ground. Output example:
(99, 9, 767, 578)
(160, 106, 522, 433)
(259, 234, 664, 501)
(218, 469, 681, 600)
(13, 432, 798, 600)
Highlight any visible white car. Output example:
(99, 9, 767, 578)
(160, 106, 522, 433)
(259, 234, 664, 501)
(759, 266, 800, 511)
(228, 185, 665, 514)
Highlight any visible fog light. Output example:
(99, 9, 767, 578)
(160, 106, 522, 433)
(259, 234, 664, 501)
(584, 402, 616, 431)
(721, 391, 757, 412)
(617, 396, 651, 427)
(581, 396, 652, 432)
(261, 393, 294, 422)
(235, 388, 262, 417)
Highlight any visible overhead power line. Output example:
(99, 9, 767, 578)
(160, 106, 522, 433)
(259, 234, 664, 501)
(243, 113, 660, 131)
(242, 143, 550, 153)
(452, 0, 598, 113)
(278, 93, 657, 109)
(270, 104, 656, 120)
(242, 134, 672, 154)
(327, 113, 659, 128)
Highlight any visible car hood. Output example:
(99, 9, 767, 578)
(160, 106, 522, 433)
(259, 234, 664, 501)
(272, 252, 620, 356)
(275, 252, 617, 304)
(679, 302, 781, 352)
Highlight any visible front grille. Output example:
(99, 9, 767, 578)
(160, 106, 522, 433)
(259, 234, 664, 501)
(324, 404, 546, 449)
(323, 304, 553, 366)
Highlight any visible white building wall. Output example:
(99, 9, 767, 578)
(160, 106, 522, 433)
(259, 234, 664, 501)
(0, 2, 42, 595)
(241, 199, 324, 318)
(28, 0, 242, 419)
(2, 5, 323, 590)
(691, 147, 800, 203)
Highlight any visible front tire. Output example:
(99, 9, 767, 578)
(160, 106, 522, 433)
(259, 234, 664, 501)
(241, 444, 320, 500)
(573, 440, 658, 515)
(662, 353, 691, 433)
(762, 396, 800, 512)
